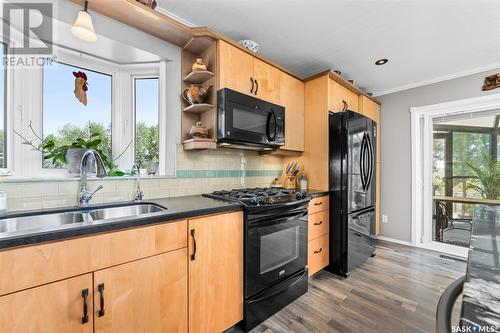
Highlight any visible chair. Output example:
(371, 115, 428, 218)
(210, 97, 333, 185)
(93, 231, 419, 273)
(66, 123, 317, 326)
(435, 201, 473, 243)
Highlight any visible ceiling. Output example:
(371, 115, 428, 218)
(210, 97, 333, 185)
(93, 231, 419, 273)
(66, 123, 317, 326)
(157, 0, 500, 96)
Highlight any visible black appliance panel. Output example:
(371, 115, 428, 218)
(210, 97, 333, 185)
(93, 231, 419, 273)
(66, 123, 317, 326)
(246, 208, 308, 297)
(242, 268, 308, 332)
(346, 112, 376, 213)
(348, 208, 376, 272)
(217, 88, 285, 147)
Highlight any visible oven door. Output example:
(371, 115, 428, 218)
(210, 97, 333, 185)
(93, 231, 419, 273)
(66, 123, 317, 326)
(246, 209, 308, 297)
(218, 88, 284, 146)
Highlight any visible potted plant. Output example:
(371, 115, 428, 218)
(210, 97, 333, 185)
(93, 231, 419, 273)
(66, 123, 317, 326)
(466, 150, 500, 200)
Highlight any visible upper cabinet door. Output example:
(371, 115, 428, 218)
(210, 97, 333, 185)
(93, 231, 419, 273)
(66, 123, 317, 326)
(0, 274, 93, 333)
(218, 40, 254, 96)
(253, 58, 281, 104)
(328, 80, 359, 113)
(280, 72, 304, 151)
(94, 250, 188, 333)
(188, 211, 244, 333)
(359, 95, 380, 123)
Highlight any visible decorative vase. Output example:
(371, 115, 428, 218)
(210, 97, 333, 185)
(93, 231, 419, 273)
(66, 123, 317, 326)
(182, 84, 212, 105)
(189, 121, 209, 138)
(66, 148, 93, 174)
(192, 58, 207, 72)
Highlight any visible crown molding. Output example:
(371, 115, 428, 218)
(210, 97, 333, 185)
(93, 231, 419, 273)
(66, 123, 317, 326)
(373, 62, 500, 97)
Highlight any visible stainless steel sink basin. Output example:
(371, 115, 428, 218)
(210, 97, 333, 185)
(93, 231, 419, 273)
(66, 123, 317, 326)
(0, 203, 167, 238)
(89, 204, 165, 221)
(0, 211, 91, 234)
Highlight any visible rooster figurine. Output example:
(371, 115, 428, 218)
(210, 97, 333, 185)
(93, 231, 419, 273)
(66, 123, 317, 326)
(73, 71, 88, 106)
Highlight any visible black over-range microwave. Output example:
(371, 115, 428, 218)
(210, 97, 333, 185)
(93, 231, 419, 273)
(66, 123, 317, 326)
(217, 88, 285, 149)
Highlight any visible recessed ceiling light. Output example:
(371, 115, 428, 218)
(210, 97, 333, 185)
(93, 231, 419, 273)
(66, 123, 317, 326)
(375, 58, 388, 66)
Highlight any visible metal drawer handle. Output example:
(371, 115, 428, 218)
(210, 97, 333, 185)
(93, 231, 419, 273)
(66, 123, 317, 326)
(250, 77, 254, 94)
(314, 248, 323, 254)
(81, 288, 89, 324)
(314, 202, 323, 206)
(191, 229, 197, 261)
(98, 283, 105, 317)
(314, 221, 323, 226)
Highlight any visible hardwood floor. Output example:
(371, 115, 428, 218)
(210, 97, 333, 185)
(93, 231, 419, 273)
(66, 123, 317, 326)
(240, 241, 467, 333)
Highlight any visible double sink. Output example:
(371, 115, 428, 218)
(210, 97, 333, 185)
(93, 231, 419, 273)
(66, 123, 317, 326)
(0, 203, 167, 238)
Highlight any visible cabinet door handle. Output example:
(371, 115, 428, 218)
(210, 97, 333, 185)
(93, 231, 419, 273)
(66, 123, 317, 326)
(254, 79, 259, 95)
(98, 283, 105, 317)
(314, 248, 323, 254)
(314, 220, 323, 226)
(191, 229, 197, 261)
(81, 288, 89, 324)
(314, 202, 323, 206)
(250, 77, 254, 94)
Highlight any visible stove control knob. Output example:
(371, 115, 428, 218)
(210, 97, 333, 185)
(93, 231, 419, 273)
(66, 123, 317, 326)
(296, 191, 307, 200)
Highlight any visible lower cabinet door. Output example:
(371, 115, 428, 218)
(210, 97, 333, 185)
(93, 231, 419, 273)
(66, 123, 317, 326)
(94, 249, 188, 333)
(188, 211, 244, 333)
(308, 234, 330, 276)
(0, 274, 93, 333)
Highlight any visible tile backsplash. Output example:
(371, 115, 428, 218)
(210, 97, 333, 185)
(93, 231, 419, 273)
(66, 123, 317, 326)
(0, 146, 284, 212)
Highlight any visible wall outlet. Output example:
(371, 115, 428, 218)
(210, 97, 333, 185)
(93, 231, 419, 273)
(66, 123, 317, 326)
(382, 215, 388, 223)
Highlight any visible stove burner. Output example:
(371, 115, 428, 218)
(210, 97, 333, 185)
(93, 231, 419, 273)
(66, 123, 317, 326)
(207, 187, 307, 206)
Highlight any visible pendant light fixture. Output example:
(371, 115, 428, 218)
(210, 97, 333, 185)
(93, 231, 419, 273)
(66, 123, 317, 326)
(71, 0, 97, 42)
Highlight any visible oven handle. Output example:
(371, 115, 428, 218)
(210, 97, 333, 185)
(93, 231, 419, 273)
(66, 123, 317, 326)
(248, 209, 308, 227)
(247, 269, 308, 305)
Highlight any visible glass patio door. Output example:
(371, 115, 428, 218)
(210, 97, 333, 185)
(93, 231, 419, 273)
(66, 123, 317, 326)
(432, 112, 500, 248)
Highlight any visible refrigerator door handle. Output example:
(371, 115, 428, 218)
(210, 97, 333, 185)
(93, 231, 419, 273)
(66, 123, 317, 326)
(360, 133, 367, 191)
(365, 134, 374, 190)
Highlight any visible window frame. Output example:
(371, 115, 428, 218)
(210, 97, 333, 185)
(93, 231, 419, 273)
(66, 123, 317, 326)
(410, 94, 500, 258)
(4, 45, 174, 179)
(133, 75, 160, 172)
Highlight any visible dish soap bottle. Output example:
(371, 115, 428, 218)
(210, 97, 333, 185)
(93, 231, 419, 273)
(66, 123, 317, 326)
(299, 173, 307, 191)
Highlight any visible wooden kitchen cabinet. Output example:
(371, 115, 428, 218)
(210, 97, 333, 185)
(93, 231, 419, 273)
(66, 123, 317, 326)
(218, 40, 254, 96)
(0, 274, 93, 333)
(94, 249, 188, 333)
(253, 58, 281, 104)
(279, 72, 304, 151)
(308, 234, 329, 276)
(329, 79, 359, 113)
(218, 40, 281, 104)
(307, 195, 330, 276)
(188, 211, 244, 333)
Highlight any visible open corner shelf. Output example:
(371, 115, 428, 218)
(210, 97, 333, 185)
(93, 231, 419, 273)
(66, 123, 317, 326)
(183, 70, 215, 84)
(183, 138, 217, 150)
(183, 103, 215, 114)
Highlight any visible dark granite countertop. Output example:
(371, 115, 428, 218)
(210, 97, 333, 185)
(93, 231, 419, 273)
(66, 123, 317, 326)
(306, 189, 330, 198)
(0, 195, 242, 250)
(460, 204, 500, 330)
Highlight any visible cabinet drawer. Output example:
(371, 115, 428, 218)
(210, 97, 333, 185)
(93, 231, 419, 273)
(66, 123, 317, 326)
(308, 210, 329, 241)
(308, 195, 329, 214)
(308, 234, 329, 276)
(0, 220, 187, 296)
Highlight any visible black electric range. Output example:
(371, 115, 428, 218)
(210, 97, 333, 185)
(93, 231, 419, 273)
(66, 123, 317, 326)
(204, 187, 310, 331)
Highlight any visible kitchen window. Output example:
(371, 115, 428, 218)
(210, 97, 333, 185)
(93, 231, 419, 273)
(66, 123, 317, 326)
(134, 77, 159, 174)
(42, 61, 113, 168)
(3, 45, 175, 179)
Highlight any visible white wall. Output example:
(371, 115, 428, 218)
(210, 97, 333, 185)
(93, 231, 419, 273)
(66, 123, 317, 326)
(378, 69, 500, 242)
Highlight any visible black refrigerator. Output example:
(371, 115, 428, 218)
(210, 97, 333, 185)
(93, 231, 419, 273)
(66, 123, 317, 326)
(327, 111, 377, 278)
